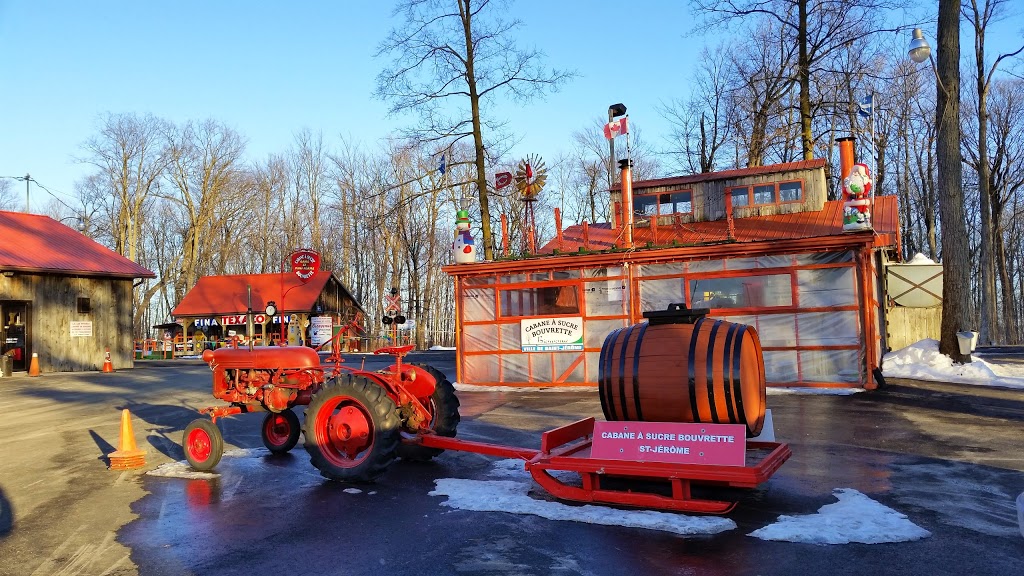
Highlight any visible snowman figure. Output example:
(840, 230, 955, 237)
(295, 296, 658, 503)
(453, 209, 477, 264)
(842, 163, 873, 232)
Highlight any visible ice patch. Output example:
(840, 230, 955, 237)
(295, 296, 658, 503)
(748, 488, 931, 544)
(430, 459, 735, 536)
(146, 447, 271, 480)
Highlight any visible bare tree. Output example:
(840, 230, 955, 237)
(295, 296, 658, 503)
(691, 0, 891, 160)
(0, 179, 16, 210)
(80, 113, 171, 262)
(661, 46, 737, 174)
(162, 119, 248, 301)
(961, 0, 1024, 345)
(375, 0, 573, 260)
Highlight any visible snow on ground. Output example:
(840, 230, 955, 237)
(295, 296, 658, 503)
(748, 488, 931, 544)
(431, 460, 928, 543)
(147, 448, 269, 479)
(883, 339, 1024, 390)
(430, 459, 736, 536)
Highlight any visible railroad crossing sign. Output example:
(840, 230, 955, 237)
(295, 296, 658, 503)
(382, 289, 405, 325)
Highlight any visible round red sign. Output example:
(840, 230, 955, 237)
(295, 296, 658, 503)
(290, 249, 321, 283)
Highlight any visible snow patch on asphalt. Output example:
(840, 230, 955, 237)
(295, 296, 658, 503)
(147, 447, 271, 479)
(430, 459, 736, 536)
(748, 488, 931, 544)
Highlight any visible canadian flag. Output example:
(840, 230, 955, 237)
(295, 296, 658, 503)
(603, 117, 628, 139)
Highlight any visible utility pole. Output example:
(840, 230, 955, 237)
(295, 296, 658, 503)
(25, 173, 29, 212)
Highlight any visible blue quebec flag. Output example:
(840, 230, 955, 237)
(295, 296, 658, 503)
(438, 154, 447, 175)
(858, 94, 873, 118)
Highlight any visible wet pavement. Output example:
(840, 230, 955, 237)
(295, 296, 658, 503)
(0, 353, 1022, 575)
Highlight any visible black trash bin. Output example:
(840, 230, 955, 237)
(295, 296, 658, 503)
(0, 354, 12, 378)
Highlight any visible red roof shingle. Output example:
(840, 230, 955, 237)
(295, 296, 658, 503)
(612, 159, 828, 190)
(0, 211, 154, 278)
(540, 196, 898, 253)
(172, 271, 363, 316)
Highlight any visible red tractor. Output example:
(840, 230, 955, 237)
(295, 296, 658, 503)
(182, 326, 460, 483)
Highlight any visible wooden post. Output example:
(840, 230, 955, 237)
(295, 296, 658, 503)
(554, 207, 563, 251)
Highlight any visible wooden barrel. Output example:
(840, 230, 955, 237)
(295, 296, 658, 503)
(599, 312, 766, 437)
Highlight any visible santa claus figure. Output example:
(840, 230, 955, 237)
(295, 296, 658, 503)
(842, 163, 873, 231)
(452, 209, 476, 264)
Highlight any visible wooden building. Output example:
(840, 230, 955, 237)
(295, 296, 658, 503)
(0, 211, 155, 373)
(444, 159, 901, 389)
(172, 271, 364, 349)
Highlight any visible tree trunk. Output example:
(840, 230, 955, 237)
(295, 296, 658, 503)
(935, 0, 972, 363)
(798, 0, 813, 160)
(460, 0, 493, 260)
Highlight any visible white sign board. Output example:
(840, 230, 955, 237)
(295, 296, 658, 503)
(520, 317, 584, 352)
(310, 316, 333, 347)
(70, 321, 93, 337)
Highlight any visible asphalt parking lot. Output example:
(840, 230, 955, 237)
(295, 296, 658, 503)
(0, 352, 1022, 575)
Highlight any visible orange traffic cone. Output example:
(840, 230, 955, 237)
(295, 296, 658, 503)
(101, 348, 115, 373)
(108, 409, 146, 470)
(28, 353, 40, 377)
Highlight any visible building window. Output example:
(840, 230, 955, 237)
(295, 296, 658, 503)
(779, 181, 802, 202)
(728, 181, 804, 207)
(753, 184, 775, 204)
(690, 274, 793, 308)
(77, 297, 91, 314)
(729, 186, 750, 207)
(633, 189, 693, 217)
(499, 285, 581, 318)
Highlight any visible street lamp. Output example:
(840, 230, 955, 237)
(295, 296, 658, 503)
(907, 28, 931, 63)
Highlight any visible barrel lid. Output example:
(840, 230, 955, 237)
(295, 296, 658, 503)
(642, 303, 711, 325)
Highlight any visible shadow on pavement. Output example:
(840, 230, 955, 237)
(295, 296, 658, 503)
(872, 378, 1024, 421)
(0, 485, 11, 537)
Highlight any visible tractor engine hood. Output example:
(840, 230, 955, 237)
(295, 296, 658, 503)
(202, 346, 322, 370)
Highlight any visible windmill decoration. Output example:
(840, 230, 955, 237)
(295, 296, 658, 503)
(514, 154, 547, 253)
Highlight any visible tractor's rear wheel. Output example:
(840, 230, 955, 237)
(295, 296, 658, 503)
(303, 374, 400, 482)
(261, 409, 300, 454)
(398, 364, 461, 461)
(184, 419, 223, 471)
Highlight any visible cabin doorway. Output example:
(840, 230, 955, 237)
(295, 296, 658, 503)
(1, 301, 30, 372)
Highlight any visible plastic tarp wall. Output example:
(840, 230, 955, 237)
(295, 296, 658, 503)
(459, 267, 629, 386)
(637, 251, 863, 385)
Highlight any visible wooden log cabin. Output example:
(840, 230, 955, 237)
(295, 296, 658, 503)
(0, 211, 155, 373)
(443, 158, 901, 390)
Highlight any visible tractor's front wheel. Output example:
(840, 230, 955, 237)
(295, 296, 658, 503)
(398, 364, 461, 461)
(303, 374, 400, 482)
(261, 409, 301, 454)
(183, 419, 223, 471)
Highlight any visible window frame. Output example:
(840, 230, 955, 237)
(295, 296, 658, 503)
(726, 179, 805, 207)
(632, 188, 694, 218)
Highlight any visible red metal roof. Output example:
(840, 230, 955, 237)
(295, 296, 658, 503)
(172, 270, 363, 316)
(540, 196, 899, 253)
(613, 159, 828, 190)
(0, 211, 155, 278)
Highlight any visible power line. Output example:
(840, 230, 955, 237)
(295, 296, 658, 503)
(0, 174, 77, 213)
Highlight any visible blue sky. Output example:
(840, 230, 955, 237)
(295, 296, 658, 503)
(0, 0, 703, 210)
(1, 1, 1022, 213)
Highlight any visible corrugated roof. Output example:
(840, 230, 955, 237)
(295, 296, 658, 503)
(613, 159, 828, 190)
(540, 196, 898, 253)
(0, 211, 155, 278)
(172, 270, 364, 316)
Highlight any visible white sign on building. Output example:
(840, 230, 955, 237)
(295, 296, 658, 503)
(520, 317, 584, 352)
(70, 321, 93, 337)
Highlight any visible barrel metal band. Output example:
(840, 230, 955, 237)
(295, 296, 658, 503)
(687, 317, 707, 423)
(706, 320, 725, 424)
(617, 324, 639, 420)
(731, 325, 748, 427)
(630, 322, 648, 421)
(721, 323, 739, 423)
